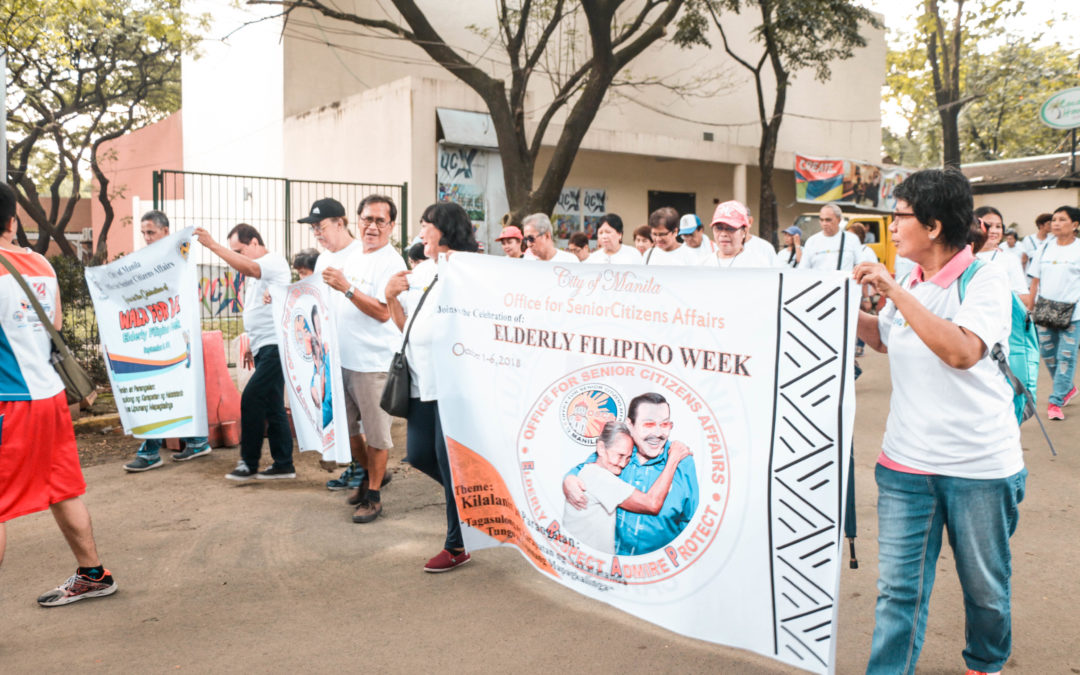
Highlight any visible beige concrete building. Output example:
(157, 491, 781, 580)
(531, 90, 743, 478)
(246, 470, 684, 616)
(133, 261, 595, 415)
(178, 1, 886, 251)
(964, 153, 1080, 235)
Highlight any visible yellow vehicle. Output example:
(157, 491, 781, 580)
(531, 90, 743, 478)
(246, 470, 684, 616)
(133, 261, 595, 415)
(792, 211, 897, 274)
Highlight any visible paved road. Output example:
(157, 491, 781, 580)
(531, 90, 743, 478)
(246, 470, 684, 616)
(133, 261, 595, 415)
(2, 351, 1078, 673)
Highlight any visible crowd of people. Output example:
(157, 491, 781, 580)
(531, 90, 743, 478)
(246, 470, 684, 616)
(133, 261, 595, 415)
(2, 168, 1078, 675)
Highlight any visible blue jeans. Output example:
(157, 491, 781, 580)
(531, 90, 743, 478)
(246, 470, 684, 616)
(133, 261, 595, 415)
(1037, 320, 1080, 405)
(137, 436, 210, 459)
(867, 464, 1026, 675)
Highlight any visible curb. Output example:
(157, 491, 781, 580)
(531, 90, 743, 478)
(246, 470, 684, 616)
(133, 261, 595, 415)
(72, 413, 122, 435)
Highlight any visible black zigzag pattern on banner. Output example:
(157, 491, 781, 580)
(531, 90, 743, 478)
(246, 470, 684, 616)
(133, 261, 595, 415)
(767, 277, 849, 670)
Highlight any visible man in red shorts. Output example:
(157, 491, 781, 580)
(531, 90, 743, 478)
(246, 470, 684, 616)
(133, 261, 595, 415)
(0, 183, 117, 606)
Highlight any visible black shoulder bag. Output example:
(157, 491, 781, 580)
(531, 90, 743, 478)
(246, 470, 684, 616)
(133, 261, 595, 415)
(379, 275, 438, 417)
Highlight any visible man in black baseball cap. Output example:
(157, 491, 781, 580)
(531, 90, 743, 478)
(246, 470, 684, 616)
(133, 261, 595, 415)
(298, 197, 347, 224)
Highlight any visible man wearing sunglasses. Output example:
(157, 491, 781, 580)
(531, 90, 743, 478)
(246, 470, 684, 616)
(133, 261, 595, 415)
(563, 392, 699, 555)
(522, 213, 578, 263)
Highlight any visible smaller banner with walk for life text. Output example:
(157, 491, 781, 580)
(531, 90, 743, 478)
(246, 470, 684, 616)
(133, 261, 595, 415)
(85, 227, 207, 439)
(433, 255, 858, 674)
(272, 278, 351, 463)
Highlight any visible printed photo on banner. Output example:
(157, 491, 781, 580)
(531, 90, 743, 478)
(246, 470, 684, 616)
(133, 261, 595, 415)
(272, 278, 350, 463)
(84, 227, 207, 439)
(433, 255, 857, 675)
(795, 152, 913, 213)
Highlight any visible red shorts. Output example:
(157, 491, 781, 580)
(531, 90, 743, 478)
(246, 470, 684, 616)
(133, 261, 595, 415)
(0, 391, 86, 523)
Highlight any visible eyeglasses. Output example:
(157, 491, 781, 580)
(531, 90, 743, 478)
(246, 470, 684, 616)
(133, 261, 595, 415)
(638, 420, 673, 431)
(524, 235, 537, 244)
(712, 225, 741, 234)
(360, 216, 392, 228)
(651, 229, 674, 238)
(891, 212, 916, 220)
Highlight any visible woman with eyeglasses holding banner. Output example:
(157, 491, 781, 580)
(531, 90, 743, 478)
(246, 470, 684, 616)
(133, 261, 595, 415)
(1028, 205, 1080, 421)
(852, 168, 1025, 675)
(384, 201, 480, 573)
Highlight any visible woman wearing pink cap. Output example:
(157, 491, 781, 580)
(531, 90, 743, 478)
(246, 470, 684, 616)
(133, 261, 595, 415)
(703, 200, 778, 268)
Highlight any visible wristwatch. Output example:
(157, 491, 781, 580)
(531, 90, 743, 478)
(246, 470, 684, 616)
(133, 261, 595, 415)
(345, 285, 356, 299)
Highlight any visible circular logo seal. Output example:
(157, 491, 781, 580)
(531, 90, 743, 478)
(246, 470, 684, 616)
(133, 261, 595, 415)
(559, 383, 624, 446)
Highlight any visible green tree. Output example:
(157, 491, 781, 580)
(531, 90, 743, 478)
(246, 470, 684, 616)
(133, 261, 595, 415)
(880, 0, 1070, 168)
(2, 0, 203, 259)
(251, 0, 691, 221)
(675, 0, 880, 244)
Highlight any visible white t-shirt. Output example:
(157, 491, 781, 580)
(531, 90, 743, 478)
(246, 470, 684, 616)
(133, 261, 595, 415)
(745, 234, 776, 260)
(877, 259, 1022, 479)
(586, 245, 643, 265)
(798, 231, 862, 271)
(642, 244, 698, 267)
(684, 238, 718, 265)
(562, 463, 634, 554)
(401, 259, 440, 401)
(1029, 238, 1080, 322)
(703, 247, 777, 268)
(976, 248, 1030, 297)
(1021, 233, 1050, 274)
(243, 252, 292, 356)
(313, 238, 362, 276)
(0, 248, 64, 401)
(858, 245, 879, 265)
(337, 243, 407, 372)
(775, 247, 800, 269)
(535, 249, 579, 264)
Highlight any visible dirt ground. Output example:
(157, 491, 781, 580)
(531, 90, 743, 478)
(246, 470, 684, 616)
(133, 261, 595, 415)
(2, 350, 1079, 674)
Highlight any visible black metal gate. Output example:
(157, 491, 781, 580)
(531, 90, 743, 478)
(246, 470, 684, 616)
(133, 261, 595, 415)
(153, 169, 408, 351)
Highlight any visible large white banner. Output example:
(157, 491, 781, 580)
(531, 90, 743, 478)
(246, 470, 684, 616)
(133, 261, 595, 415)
(434, 255, 858, 674)
(85, 227, 207, 438)
(271, 278, 350, 463)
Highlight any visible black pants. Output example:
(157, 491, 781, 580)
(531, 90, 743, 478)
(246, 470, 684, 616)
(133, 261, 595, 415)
(406, 398, 462, 551)
(240, 345, 294, 471)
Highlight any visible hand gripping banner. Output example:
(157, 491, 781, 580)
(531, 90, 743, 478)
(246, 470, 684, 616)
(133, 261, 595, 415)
(433, 254, 858, 674)
(85, 227, 207, 439)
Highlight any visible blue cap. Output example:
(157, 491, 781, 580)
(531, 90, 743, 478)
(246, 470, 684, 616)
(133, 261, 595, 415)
(782, 225, 802, 237)
(678, 213, 702, 236)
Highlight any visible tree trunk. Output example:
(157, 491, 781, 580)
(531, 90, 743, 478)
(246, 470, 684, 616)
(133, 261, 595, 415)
(939, 108, 962, 168)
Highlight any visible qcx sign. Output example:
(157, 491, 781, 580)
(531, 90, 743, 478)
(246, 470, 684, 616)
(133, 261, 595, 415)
(1040, 87, 1080, 130)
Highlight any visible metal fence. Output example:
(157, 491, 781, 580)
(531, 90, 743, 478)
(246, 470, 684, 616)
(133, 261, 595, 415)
(153, 170, 408, 353)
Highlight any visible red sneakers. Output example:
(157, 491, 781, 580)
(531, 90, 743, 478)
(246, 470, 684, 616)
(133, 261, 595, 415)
(424, 549, 471, 573)
(1048, 404, 1065, 421)
(1064, 386, 1078, 407)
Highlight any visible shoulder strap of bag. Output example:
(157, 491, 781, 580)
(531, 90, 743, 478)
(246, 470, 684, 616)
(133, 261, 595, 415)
(835, 232, 845, 271)
(398, 274, 438, 351)
(0, 251, 69, 352)
(957, 258, 1057, 455)
(644, 247, 654, 264)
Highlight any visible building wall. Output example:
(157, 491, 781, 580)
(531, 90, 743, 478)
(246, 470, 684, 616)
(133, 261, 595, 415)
(280, 2, 885, 167)
(974, 188, 1080, 237)
(91, 111, 184, 259)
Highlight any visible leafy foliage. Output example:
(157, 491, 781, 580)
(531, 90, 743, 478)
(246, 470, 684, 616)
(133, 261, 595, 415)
(2, 0, 204, 258)
(885, 31, 1080, 167)
(676, 0, 880, 243)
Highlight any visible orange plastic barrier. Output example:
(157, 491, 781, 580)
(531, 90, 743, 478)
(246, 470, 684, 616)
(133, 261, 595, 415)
(202, 331, 242, 447)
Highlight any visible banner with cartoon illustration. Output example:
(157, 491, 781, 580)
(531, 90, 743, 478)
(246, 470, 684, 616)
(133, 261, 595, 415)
(795, 153, 914, 212)
(271, 278, 350, 463)
(85, 227, 207, 438)
(433, 255, 858, 674)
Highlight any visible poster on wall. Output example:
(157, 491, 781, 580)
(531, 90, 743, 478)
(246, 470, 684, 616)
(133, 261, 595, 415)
(433, 255, 858, 674)
(438, 145, 488, 224)
(85, 227, 208, 439)
(795, 153, 913, 213)
(271, 278, 351, 463)
(552, 187, 607, 240)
